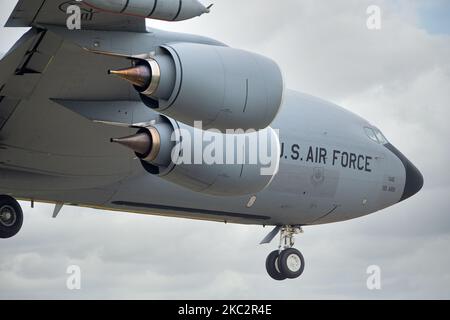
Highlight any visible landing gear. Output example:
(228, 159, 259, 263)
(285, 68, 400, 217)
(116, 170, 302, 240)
(0, 195, 23, 239)
(278, 248, 305, 279)
(265, 225, 305, 281)
(266, 250, 286, 281)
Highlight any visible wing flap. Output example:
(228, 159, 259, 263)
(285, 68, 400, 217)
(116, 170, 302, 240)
(4, 0, 45, 28)
(0, 29, 63, 100)
(5, 0, 147, 32)
(0, 97, 20, 130)
(0, 74, 42, 99)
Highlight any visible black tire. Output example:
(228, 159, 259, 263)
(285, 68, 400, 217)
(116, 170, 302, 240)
(278, 248, 305, 279)
(0, 195, 23, 239)
(265, 250, 287, 281)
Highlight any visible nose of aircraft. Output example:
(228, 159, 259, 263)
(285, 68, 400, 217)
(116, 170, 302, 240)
(400, 157, 424, 201)
(385, 144, 424, 202)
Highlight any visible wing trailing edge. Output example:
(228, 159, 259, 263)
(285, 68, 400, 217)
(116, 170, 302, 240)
(5, 0, 148, 32)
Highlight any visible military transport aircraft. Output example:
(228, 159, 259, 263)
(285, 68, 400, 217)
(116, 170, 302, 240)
(0, 0, 423, 281)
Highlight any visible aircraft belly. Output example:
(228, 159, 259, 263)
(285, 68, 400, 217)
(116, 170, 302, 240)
(106, 171, 275, 225)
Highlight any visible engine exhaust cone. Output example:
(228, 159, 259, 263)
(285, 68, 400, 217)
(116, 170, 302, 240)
(108, 65, 151, 88)
(111, 133, 151, 156)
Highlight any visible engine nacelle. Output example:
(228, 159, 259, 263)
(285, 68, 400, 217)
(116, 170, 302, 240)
(109, 43, 284, 131)
(112, 117, 280, 196)
(83, 0, 210, 21)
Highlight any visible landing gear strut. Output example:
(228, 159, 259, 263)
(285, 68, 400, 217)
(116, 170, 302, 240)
(265, 225, 305, 281)
(0, 195, 23, 239)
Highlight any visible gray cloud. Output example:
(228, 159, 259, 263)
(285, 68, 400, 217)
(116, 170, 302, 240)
(0, 0, 449, 299)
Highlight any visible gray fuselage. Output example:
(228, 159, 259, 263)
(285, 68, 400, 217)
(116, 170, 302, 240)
(0, 27, 423, 226)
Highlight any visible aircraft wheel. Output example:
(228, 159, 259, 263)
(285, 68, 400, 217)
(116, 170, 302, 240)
(0, 196, 23, 239)
(278, 248, 305, 279)
(265, 250, 287, 281)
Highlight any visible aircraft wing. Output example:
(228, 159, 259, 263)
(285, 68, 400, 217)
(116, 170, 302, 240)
(0, 1, 152, 188)
(5, 0, 147, 32)
(0, 0, 221, 191)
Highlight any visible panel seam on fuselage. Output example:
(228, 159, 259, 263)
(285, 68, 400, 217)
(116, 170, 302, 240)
(111, 200, 271, 220)
(306, 205, 339, 225)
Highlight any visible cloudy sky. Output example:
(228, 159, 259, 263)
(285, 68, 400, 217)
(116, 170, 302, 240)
(0, 0, 449, 299)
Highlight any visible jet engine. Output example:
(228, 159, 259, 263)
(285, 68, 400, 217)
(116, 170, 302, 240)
(111, 117, 280, 196)
(109, 43, 284, 131)
(83, 0, 210, 21)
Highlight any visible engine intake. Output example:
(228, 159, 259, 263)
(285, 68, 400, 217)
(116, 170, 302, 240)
(109, 43, 284, 131)
(111, 117, 280, 196)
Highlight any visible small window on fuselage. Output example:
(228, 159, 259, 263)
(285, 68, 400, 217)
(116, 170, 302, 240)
(373, 128, 388, 145)
(364, 127, 379, 143)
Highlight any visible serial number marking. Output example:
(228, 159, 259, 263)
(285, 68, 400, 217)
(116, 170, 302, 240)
(382, 185, 396, 192)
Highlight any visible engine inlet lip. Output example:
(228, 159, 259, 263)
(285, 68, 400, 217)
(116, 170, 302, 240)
(147, 126, 161, 162)
(135, 126, 161, 163)
(139, 59, 161, 97)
